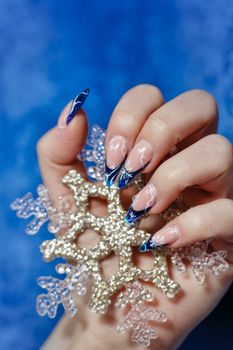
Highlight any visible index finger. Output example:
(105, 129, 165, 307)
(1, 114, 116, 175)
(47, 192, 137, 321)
(105, 84, 164, 186)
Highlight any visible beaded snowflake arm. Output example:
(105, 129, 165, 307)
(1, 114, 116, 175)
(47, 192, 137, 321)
(10, 184, 72, 235)
(115, 282, 167, 347)
(170, 241, 229, 284)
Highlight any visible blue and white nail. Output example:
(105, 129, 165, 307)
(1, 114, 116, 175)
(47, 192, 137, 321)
(139, 239, 159, 252)
(125, 184, 157, 224)
(125, 205, 153, 224)
(105, 136, 128, 187)
(118, 140, 153, 189)
(66, 88, 90, 125)
(139, 225, 179, 252)
(118, 162, 149, 189)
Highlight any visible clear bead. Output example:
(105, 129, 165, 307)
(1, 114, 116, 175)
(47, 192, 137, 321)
(170, 241, 229, 284)
(116, 282, 167, 347)
(78, 124, 106, 182)
(11, 184, 73, 235)
(36, 263, 89, 318)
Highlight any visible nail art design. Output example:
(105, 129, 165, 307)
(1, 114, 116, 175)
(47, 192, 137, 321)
(139, 239, 158, 252)
(139, 235, 168, 252)
(125, 184, 157, 224)
(118, 140, 153, 189)
(125, 205, 153, 224)
(66, 88, 90, 125)
(153, 224, 181, 246)
(105, 136, 128, 187)
(118, 161, 149, 189)
(105, 160, 125, 187)
(139, 224, 181, 251)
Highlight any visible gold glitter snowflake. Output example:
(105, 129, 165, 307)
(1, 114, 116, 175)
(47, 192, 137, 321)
(40, 170, 180, 314)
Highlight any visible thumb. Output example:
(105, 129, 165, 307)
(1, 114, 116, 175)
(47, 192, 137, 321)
(37, 90, 89, 201)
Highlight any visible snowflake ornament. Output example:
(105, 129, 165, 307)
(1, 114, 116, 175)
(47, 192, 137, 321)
(37, 263, 89, 318)
(78, 124, 106, 181)
(171, 241, 229, 284)
(116, 282, 167, 347)
(11, 184, 72, 235)
(40, 170, 180, 314)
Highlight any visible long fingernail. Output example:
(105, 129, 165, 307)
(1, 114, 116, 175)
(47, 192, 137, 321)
(125, 184, 157, 224)
(66, 88, 90, 125)
(139, 224, 180, 252)
(118, 140, 153, 189)
(105, 135, 128, 187)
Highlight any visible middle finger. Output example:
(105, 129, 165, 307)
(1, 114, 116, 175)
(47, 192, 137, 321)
(118, 89, 218, 188)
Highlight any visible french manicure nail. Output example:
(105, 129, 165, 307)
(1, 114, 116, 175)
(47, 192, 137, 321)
(139, 239, 159, 252)
(125, 184, 157, 224)
(118, 140, 153, 189)
(139, 224, 180, 252)
(66, 88, 90, 125)
(153, 224, 180, 245)
(105, 135, 128, 187)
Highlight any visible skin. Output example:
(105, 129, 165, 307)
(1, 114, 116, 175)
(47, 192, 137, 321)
(37, 85, 233, 350)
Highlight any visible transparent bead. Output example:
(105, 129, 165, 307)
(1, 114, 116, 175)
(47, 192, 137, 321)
(171, 241, 229, 284)
(116, 282, 167, 347)
(11, 185, 73, 235)
(78, 124, 106, 182)
(36, 263, 89, 318)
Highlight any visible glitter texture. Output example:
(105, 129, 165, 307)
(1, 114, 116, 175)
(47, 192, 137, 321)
(171, 241, 229, 284)
(11, 184, 72, 234)
(40, 170, 180, 314)
(37, 263, 89, 318)
(116, 282, 167, 347)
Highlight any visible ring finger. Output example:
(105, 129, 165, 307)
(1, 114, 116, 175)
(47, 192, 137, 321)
(125, 134, 233, 223)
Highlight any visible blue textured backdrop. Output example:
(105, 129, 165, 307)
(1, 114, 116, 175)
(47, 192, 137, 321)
(1, 1, 233, 349)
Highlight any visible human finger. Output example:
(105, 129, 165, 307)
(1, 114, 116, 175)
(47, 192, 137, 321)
(105, 84, 164, 186)
(118, 89, 218, 188)
(37, 89, 89, 203)
(139, 198, 233, 263)
(125, 134, 232, 223)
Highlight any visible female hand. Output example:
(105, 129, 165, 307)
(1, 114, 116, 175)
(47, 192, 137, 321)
(38, 85, 233, 350)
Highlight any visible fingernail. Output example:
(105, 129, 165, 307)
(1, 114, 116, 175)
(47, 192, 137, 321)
(125, 184, 157, 224)
(139, 239, 159, 252)
(140, 224, 181, 252)
(105, 135, 128, 187)
(66, 88, 90, 125)
(118, 140, 153, 189)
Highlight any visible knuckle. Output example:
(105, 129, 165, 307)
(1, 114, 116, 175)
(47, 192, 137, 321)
(221, 198, 233, 217)
(190, 206, 211, 234)
(134, 83, 164, 101)
(158, 160, 184, 194)
(36, 135, 47, 158)
(205, 134, 233, 172)
(111, 108, 138, 128)
(188, 89, 218, 118)
(150, 112, 171, 138)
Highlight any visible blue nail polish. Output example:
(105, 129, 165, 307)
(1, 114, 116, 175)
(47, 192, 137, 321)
(118, 162, 149, 189)
(139, 239, 158, 252)
(105, 159, 125, 187)
(125, 205, 152, 224)
(66, 88, 90, 125)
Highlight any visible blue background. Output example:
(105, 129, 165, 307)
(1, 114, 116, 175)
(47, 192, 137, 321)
(1, 0, 233, 349)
